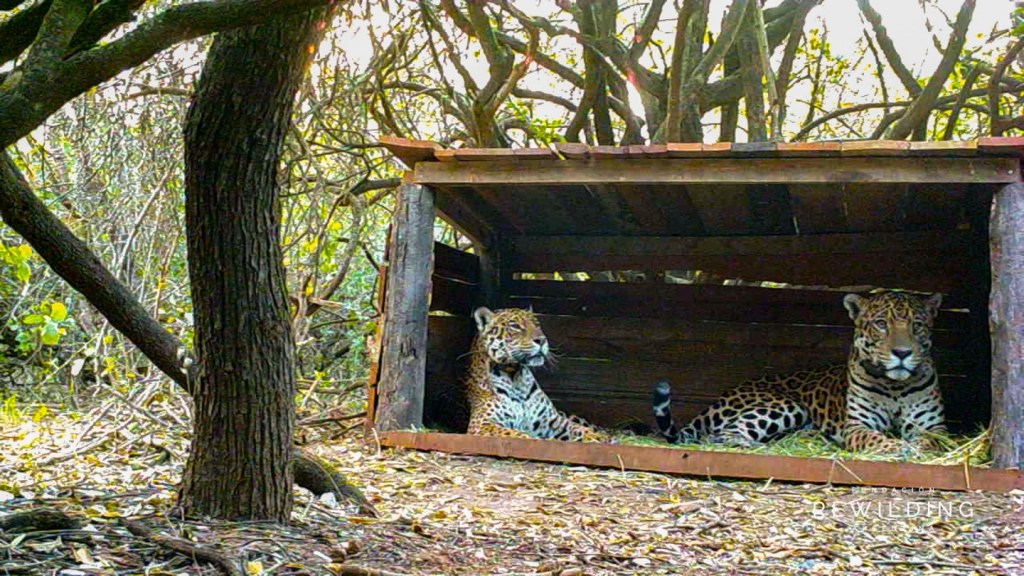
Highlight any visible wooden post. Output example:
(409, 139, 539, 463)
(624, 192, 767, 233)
(375, 184, 435, 432)
(990, 182, 1024, 469)
(475, 232, 507, 309)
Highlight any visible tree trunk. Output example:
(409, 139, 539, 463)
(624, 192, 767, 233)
(178, 10, 330, 522)
(375, 184, 434, 432)
(990, 183, 1024, 469)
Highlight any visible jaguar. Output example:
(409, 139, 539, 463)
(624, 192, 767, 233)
(465, 306, 611, 442)
(653, 291, 946, 452)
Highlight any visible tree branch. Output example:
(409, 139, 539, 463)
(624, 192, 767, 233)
(886, 0, 975, 140)
(858, 0, 922, 97)
(0, 0, 334, 148)
(0, 0, 51, 66)
(943, 63, 981, 139)
(989, 38, 1024, 136)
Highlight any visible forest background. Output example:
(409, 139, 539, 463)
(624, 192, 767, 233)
(2, 0, 1020, 419)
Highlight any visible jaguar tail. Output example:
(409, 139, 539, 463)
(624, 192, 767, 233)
(652, 381, 703, 443)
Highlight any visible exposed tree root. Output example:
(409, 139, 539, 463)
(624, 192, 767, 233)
(120, 517, 243, 576)
(0, 507, 81, 532)
(294, 448, 379, 517)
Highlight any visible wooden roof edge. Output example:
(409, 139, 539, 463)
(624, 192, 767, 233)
(381, 136, 1024, 164)
(379, 135, 442, 168)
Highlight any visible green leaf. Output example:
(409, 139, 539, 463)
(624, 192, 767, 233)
(22, 314, 44, 325)
(49, 302, 67, 322)
(15, 263, 29, 283)
(41, 322, 60, 346)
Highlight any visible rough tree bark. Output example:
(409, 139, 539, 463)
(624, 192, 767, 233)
(178, 10, 331, 521)
(990, 183, 1024, 470)
(375, 184, 435, 432)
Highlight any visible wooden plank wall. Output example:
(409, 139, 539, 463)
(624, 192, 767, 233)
(424, 242, 479, 430)
(507, 231, 973, 294)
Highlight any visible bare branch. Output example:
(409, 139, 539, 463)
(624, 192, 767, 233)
(989, 38, 1024, 136)
(886, 0, 975, 140)
(943, 63, 982, 139)
(858, 0, 922, 96)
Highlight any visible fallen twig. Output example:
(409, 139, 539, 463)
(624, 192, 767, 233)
(337, 565, 409, 576)
(120, 517, 244, 576)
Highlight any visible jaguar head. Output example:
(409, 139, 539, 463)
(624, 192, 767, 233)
(844, 291, 942, 382)
(473, 307, 549, 367)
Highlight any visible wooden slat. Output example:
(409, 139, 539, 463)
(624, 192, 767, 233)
(553, 142, 590, 159)
(433, 242, 479, 283)
(612, 184, 706, 235)
(507, 280, 970, 328)
(437, 148, 557, 162)
(380, 432, 1024, 492)
(789, 183, 849, 233)
(664, 143, 703, 158)
(379, 136, 440, 168)
(507, 231, 972, 293)
(840, 183, 910, 232)
(978, 136, 1024, 156)
(903, 183, 968, 231)
(840, 140, 912, 156)
(731, 142, 778, 156)
(700, 142, 733, 156)
(430, 275, 476, 316)
(684, 184, 758, 234)
(415, 157, 1021, 186)
(908, 141, 978, 156)
(775, 141, 842, 156)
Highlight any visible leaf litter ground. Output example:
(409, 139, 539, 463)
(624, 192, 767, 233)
(1, 383, 1021, 576)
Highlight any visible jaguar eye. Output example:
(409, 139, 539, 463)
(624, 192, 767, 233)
(872, 319, 888, 331)
(507, 323, 523, 333)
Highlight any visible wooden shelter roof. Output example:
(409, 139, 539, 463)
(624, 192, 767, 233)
(381, 135, 1024, 168)
(381, 136, 1022, 240)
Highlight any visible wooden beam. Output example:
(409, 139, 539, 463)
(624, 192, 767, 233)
(414, 157, 1020, 186)
(990, 182, 1024, 469)
(375, 184, 434, 431)
(380, 432, 1024, 492)
(508, 231, 972, 293)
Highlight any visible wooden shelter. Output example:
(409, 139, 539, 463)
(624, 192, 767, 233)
(367, 136, 1024, 491)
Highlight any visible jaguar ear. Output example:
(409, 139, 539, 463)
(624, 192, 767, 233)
(843, 294, 866, 321)
(473, 307, 495, 332)
(925, 293, 943, 319)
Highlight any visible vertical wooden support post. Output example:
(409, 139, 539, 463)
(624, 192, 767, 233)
(476, 232, 506, 309)
(990, 182, 1024, 469)
(375, 183, 435, 432)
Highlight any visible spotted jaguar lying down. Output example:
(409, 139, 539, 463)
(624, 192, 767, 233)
(653, 291, 946, 453)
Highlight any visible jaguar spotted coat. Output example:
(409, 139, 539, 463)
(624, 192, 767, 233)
(653, 292, 947, 452)
(465, 307, 610, 442)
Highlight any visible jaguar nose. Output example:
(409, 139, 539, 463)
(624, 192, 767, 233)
(534, 337, 547, 347)
(892, 348, 912, 360)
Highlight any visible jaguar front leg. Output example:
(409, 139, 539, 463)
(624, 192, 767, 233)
(842, 421, 903, 453)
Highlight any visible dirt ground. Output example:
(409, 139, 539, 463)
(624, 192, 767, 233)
(1, 398, 1022, 576)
